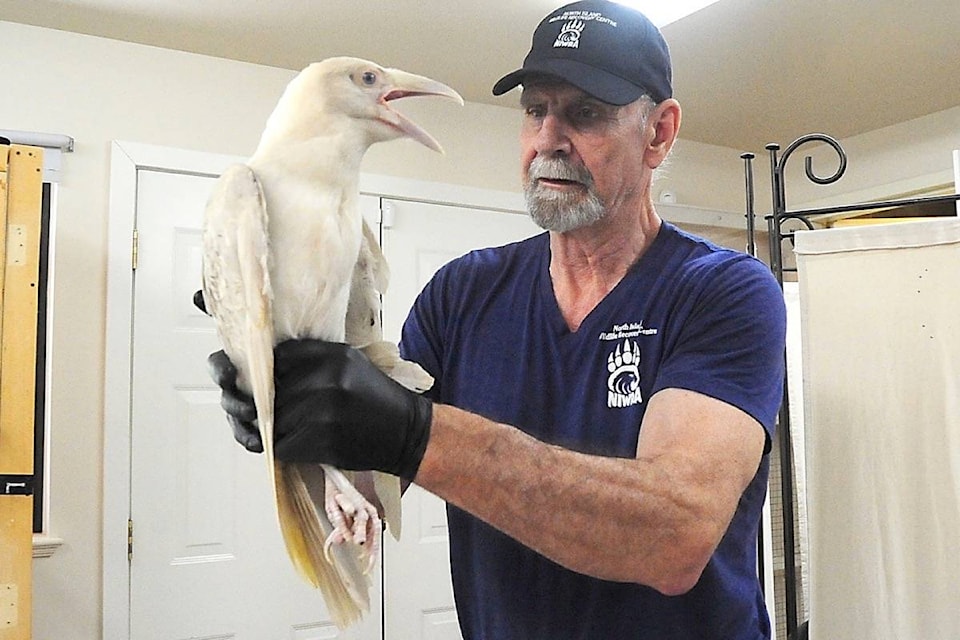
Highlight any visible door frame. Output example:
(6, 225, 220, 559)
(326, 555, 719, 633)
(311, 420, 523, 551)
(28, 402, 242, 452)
(102, 140, 525, 640)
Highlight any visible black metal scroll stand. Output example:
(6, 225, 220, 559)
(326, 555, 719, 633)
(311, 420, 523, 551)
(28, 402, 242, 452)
(742, 134, 960, 639)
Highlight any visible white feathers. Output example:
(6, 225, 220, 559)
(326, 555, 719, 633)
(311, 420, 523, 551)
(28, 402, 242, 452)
(202, 57, 459, 627)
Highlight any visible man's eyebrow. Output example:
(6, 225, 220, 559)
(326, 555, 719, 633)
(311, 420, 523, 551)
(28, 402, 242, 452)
(571, 94, 616, 109)
(519, 92, 545, 108)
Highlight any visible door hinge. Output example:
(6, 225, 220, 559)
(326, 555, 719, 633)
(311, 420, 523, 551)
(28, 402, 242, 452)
(127, 519, 134, 562)
(381, 201, 395, 229)
(132, 229, 139, 270)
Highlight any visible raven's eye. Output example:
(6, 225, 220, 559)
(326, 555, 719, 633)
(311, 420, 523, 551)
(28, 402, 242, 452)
(361, 71, 377, 86)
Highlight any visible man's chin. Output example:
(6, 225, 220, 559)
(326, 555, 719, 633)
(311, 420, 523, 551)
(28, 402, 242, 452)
(527, 186, 580, 208)
(527, 203, 604, 234)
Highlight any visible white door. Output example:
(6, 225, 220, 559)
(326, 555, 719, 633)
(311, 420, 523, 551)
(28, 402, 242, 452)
(378, 198, 542, 640)
(126, 161, 539, 639)
(129, 167, 382, 639)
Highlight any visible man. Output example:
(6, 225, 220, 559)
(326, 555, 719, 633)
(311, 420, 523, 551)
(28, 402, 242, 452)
(213, 1, 786, 637)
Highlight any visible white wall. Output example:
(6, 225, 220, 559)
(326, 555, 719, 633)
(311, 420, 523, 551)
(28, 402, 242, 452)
(662, 136, 753, 212)
(783, 107, 960, 208)
(2, 17, 957, 640)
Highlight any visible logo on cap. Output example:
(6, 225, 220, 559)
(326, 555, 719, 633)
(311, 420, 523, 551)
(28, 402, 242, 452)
(554, 19, 585, 49)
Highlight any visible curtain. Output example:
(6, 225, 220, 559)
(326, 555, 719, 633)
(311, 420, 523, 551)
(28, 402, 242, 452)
(795, 218, 960, 640)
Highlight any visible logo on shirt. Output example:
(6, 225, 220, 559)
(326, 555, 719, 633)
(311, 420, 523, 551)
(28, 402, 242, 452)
(599, 322, 657, 409)
(607, 339, 642, 408)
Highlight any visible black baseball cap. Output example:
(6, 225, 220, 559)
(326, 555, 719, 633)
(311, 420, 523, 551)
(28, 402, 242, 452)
(492, 0, 672, 105)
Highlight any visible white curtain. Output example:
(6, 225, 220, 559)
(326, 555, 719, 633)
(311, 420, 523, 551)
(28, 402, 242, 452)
(795, 218, 960, 640)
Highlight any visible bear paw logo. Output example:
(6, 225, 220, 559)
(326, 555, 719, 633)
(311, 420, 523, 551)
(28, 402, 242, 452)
(607, 339, 642, 408)
(554, 19, 585, 48)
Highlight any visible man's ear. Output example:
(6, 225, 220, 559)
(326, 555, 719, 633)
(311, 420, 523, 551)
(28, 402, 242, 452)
(645, 99, 681, 169)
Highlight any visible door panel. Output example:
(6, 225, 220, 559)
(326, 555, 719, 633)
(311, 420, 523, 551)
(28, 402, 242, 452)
(128, 164, 540, 639)
(380, 198, 541, 640)
(130, 168, 381, 639)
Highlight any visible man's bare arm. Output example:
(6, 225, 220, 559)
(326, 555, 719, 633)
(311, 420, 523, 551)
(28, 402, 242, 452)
(414, 387, 765, 595)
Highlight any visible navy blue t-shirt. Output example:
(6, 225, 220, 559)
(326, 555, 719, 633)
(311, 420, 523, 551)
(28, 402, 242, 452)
(400, 223, 786, 639)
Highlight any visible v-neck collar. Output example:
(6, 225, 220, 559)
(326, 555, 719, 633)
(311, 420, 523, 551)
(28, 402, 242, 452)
(537, 223, 676, 337)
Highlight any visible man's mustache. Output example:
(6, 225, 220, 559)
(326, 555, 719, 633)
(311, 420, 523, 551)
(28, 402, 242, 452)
(527, 157, 594, 187)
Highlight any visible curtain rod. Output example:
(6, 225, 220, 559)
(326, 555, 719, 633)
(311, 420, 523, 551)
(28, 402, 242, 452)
(0, 129, 74, 152)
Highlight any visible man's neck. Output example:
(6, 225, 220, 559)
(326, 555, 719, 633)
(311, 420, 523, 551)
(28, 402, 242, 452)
(548, 204, 661, 332)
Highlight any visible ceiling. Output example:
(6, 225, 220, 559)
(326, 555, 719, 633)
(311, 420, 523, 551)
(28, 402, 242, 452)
(2, 0, 958, 151)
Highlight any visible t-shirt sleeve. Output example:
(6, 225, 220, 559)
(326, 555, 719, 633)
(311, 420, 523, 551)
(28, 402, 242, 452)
(398, 265, 450, 402)
(651, 255, 787, 448)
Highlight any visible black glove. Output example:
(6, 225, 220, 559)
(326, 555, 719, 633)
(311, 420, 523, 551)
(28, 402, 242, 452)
(272, 339, 432, 480)
(207, 350, 263, 453)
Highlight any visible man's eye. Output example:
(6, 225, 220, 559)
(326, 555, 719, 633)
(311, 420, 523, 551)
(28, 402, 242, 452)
(574, 106, 599, 121)
(524, 106, 546, 119)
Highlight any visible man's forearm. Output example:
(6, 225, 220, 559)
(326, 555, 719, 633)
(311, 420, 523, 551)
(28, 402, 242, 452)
(413, 403, 734, 594)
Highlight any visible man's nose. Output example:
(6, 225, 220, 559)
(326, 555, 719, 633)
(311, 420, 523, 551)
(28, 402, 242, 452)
(534, 114, 573, 157)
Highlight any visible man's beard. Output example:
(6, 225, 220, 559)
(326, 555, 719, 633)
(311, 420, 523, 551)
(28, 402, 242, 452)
(524, 156, 606, 233)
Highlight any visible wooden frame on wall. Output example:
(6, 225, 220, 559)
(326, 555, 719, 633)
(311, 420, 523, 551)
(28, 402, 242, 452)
(0, 143, 44, 640)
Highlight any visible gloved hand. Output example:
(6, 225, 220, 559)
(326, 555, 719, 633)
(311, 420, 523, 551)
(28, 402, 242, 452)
(207, 350, 263, 453)
(272, 339, 432, 481)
